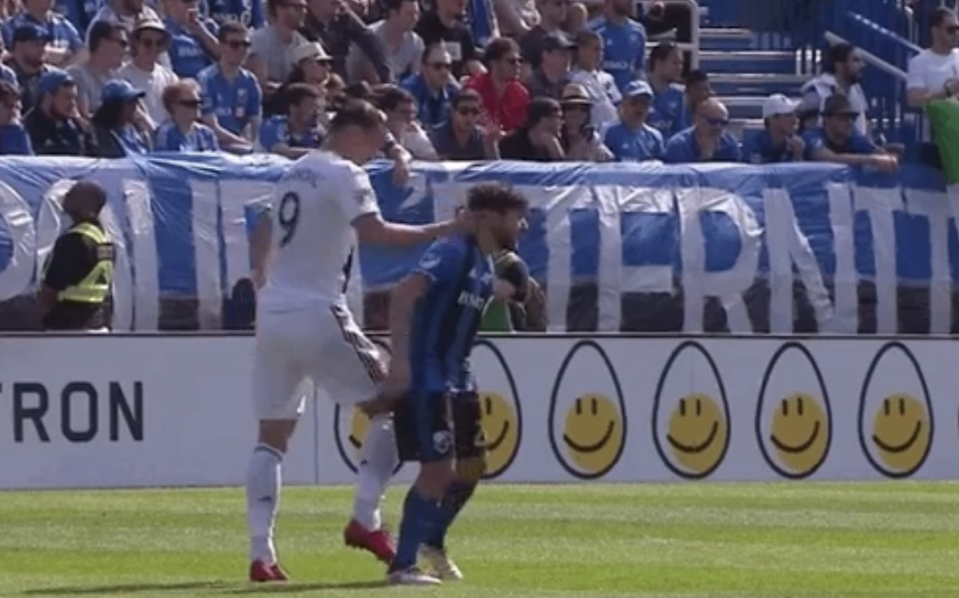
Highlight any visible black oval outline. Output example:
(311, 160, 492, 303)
(651, 340, 731, 480)
(472, 338, 523, 480)
(857, 341, 934, 479)
(332, 336, 403, 475)
(547, 339, 628, 480)
(754, 341, 833, 480)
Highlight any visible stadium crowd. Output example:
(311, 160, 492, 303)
(0, 0, 924, 169)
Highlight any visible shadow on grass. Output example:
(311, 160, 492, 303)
(22, 580, 386, 595)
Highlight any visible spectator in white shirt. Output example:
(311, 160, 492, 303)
(800, 42, 869, 136)
(567, 28, 619, 130)
(117, 16, 179, 127)
(906, 6, 959, 168)
(68, 21, 128, 119)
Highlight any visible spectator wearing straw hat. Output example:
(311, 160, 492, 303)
(117, 16, 177, 127)
(559, 82, 611, 161)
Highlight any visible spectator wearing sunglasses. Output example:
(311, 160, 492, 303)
(0, 80, 32, 155)
(154, 78, 220, 151)
(559, 83, 611, 162)
(802, 94, 898, 173)
(429, 88, 498, 159)
(256, 81, 324, 157)
(164, 0, 220, 78)
(604, 80, 663, 162)
(117, 17, 178, 128)
(401, 44, 459, 128)
(906, 7, 959, 169)
(664, 97, 740, 164)
(68, 22, 127, 119)
(198, 22, 262, 152)
(464, 36, 529, 132)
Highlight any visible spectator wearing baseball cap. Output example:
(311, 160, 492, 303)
(1, 0, 84, 67)
(664, 96, 741, 164)
(0, 80, 32, 155)
(498, 96, 564, 161)
(67, 21, 128, 119)
(24, 69, 95, 156)
(524, 32, 573, 100)
(7, 24, 54, 111)
(90, 78, 152, 157)
(800, 94, 898, 173)
(603, 80, 665, 162)
(464, 37, 530, 133)
(559, 82, 612, 162)
(742, 94, 804, 164)
(117, 17, 177, 128)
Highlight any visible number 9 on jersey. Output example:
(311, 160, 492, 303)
(278, 192, 300, 247)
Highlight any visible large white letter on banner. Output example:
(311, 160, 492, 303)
(191, 179, 221, 329)
(905, 188, 952, 333)
(0, 180, 35, 301)
(853, 186, 901, 333)
(677, 187, 761, 332)
(123, 178, 160, 330)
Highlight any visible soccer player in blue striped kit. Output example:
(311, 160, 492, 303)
(383, 182, 529, 585)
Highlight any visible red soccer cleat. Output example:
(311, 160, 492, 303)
(249, 559, 289, 582)
(343, 519, 396, 563)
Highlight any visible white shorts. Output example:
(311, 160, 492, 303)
(251, 303, 385, 420)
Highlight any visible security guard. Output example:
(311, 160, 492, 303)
(36, 181, 115, 332)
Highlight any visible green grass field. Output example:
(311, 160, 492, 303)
(1, 482, 958, 597)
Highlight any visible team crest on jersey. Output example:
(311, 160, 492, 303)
(433, 431, 453, 455)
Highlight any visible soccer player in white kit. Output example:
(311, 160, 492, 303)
(246, 100, 467, 582)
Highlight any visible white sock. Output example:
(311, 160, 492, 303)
(246, 443, 282, 564)
(352, 414, 398, 530)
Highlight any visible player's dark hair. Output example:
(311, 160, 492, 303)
(328, 99, 386, 133)
(466, 183, 529, 214)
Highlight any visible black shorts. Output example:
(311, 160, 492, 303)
(394, 390, 486, 463)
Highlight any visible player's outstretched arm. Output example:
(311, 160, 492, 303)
(352, 213, 468, 248)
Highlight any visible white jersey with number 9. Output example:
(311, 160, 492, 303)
(257, 151, 380, 313)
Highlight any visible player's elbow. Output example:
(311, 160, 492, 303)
(353, 213, 394, 245)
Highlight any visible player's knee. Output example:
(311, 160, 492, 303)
(455, 456, 486, 484)
(257, 419, 297, 453)
(417, 460, 456, 498)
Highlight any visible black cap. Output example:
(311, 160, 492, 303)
(12, 24, 51, 45)
(541, 32, 575, 53)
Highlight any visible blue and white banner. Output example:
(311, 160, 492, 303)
(0, 155, 955, 333)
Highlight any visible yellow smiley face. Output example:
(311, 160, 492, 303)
(562, 394, 623, 477)
(478, 392, 520, 478)
(769, 393, 830, 477)
(665, 393, 728, 476)
(871, 394, 931, 474)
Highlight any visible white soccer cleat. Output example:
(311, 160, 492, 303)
(419, 545, 464, 581)
(387, 567, 442, 586)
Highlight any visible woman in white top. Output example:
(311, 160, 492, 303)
(567, 28, 620, 130)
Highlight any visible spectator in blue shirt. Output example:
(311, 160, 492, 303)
(646, 41, 686, 139)
(603, 80, 664, 162)
(664, 97, 741, 163)
(0, 80, 33, 155)
(205, 0, 264, 28)
(429, 87, 496, 159)
(198, 21, 261, 152)
(164, 0, 220, 78)
(55, 0, 99, 36)
(588, 0, 646, 92)
(0, 61, 17, 90)
(90, 78, 153, 156)
(743, 94, 805, 164)
(154, 79, 220, 151)
(7, 25, 54, 111)
(401, 43, 459, 129)
(257, 82, 324, 157)
(682, 69, 711, 128)
(2, 0, 84, 66)
(802, 94, 898, 173)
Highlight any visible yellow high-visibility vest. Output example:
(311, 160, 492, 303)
(56, 222, 114, 304)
